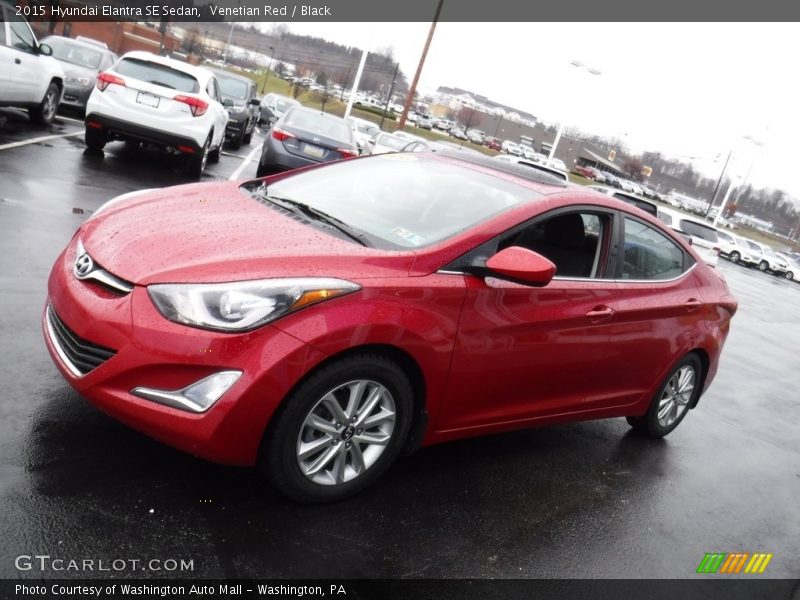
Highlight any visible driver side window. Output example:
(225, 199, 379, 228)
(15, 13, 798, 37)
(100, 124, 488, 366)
(7, 10, 35, 53)
(503, 212, 610, 279)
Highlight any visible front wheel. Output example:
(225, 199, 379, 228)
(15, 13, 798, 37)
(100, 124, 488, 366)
(262, 355, 413, 503)
(729, 251, 740, 263)
(785, 271, 794, 281)
(30, 83, 60, 125)
(759, 261, 768, 271)
(627, 354, 702, 438)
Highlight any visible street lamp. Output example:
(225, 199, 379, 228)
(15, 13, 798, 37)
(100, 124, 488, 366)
(712, 135, 764, 228)
(548, 60, 602, 162)
(261, 46, 275, 94)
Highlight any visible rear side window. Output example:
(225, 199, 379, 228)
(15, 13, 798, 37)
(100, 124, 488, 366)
(115, 58, 199, 93)
(680, 220, 719, 243)
(622, 217, 686, 280)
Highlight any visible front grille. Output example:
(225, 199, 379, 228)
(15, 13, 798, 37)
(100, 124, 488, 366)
(46, 305, 117, 376)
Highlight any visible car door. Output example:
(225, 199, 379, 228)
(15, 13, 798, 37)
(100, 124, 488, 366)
(438, 207, 634, 432)
(605, 214, 701, 404)
(5, 7, 43, 103)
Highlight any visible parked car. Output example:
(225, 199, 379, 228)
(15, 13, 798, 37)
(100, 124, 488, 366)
(745, 240, 789, 274)
(206, 68, 259, 149)
(84, 51, 229, 178)
(604, 172, 623, 188)
(762, 248, 792, 278)
(256, 106, 357, 176)
(629, 181, 644, 196)
(366, 132, 409, 155)
(449, 126, 467, 140)
(41, 35, 117, 113)
(0, 0, 64, 124)
(493, 154, 569, 183)
(775, 252, 798, 281)
(416, 114, 433, 130)
(345, 116, 380, 154)
(546, 157, 568, 172)
(434, 117, 452, 130)
(44, 152, 737, 502)
(502, 140, 523, 156)
(656, 207, 720, 267)
(483, 136, 502, 151)
(716, 229, 740, 262)
(585, 185, 658, 217)
(258, 93, 299, 127)
(574, 165, 600, 179)
(520, 145, 538, 160)
(467, 129, 485, 144)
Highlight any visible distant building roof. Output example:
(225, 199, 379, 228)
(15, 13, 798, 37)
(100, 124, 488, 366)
(435, 86, 535, 122)
(580, 147, 625, 175)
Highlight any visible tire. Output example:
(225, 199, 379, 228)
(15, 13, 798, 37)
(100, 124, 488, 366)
(758, 261, 768, 271)
(729, 251, 740, 263)
(243, 123, 253, 145)
(627, 354, 702, 438)
(785, 271, 794, 281)
(262, 354, 414, 503)
(30, 82, 60, 125)
(84, 126, 106, 151)
(230, 128, 243, 150)
(185, 134, 211, 179)
(208, 141, 220, 164)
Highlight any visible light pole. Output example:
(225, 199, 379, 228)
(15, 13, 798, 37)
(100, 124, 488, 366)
(548, 60, 601, 162)
(261, 46, 275, 94)
(221, 20, 236, 67)
(712, 135, 763, 228)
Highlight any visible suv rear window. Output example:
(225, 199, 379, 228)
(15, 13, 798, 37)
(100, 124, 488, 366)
(115, 58, 199, 93)
(679, 220, 719, 243)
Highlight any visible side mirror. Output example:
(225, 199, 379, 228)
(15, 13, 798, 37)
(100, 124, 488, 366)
(222, 98, 234, 108)
(248, 98, 261, 106)
(38, 43, 53, 56)
(485, 246, 556, 286)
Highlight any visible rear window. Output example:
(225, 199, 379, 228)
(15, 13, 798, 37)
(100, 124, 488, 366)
(287, 111, 351, 141)
(680, 220, 719, 243)
(216, 75, 249, 99)
(115, 58, 199, 93)
(376, 134, 409, 151)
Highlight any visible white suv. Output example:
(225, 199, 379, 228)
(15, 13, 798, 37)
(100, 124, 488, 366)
(0, 0, 65, 124)
(84, 51, 229, 178)
(657, 207, 720, 268)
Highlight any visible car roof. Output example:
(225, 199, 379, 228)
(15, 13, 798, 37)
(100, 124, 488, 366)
(433, 150, 568, 190)
(118, 51, 212, 82)
(43, 35, 112, 54)
(657, 206, 718, 230)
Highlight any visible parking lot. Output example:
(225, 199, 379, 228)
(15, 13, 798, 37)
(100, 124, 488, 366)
(1, 108, 799, 579)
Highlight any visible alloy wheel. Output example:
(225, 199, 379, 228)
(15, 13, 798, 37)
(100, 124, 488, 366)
(43, 90, 57, 121)
(656, 365, 695, 428)
(296, 379, 396, 486)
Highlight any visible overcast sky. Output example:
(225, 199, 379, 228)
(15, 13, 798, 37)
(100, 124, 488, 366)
(274, 22, 797, 199)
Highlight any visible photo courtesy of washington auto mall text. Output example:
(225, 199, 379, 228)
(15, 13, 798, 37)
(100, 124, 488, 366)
(1, 0, 799, 598)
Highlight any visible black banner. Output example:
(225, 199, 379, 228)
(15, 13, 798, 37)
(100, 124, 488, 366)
(13, 0, 800, 23)
(2, 579, 799, 600)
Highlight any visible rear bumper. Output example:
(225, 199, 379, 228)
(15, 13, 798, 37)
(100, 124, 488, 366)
(84, 113, 204, 153)
(259, 136, 321, 172)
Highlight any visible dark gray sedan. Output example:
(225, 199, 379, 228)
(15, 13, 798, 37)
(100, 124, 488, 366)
(41, 36, 117, 112)
(256, 107, 357, 177)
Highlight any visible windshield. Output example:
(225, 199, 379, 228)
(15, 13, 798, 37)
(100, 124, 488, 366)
(356, 122, 380, 136)
(48, 38, 102, 69)
(217, 76, 249, 100)
(245, 155, 535, 249)
(376, 135, 408, 151)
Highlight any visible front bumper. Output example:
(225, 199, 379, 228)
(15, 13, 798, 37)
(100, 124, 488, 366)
(43, 240, 326, 465)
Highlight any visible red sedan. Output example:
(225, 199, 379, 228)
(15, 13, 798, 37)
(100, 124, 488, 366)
(43, 152, 737, 502)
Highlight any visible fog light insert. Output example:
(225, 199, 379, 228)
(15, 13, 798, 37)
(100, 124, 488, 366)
(130, 371, 242, 413)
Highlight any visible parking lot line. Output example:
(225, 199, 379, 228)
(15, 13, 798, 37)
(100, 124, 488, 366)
(0, 131, 83, 152)
(228, 143, 263, 181)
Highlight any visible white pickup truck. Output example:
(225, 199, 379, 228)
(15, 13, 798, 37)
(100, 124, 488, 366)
(0, 0, 65, 124)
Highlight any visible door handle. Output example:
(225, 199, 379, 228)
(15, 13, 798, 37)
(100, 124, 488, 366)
(15, 58, 21, 64)
(685, 298, 702, 312)
(586, 305, 614, 322)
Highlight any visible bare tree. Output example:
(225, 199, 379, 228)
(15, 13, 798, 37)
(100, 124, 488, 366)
(622, 157, 645, 181)
(457, 106, 484, 131)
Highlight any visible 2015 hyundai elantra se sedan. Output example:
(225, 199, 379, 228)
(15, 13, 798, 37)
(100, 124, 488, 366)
(43, 152, 737, 502)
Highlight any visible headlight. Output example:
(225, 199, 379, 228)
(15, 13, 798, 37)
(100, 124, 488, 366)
(66, 76, 91, 86)
(148, 278, 360, 332)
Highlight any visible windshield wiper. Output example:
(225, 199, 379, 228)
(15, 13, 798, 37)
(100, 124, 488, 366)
(262, 194, 371, 247)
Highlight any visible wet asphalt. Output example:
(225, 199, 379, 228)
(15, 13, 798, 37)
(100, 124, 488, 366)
(0, 107, 798, 581)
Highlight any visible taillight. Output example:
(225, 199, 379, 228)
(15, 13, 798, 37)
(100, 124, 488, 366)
(272, 127, 295, 142)
(713, 246, 721, 254)
(173, 95, 208, 117)
(338, 148, 358, 159)
(96, 72, 125, 91)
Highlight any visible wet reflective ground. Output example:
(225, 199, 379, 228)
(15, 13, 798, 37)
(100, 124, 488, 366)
(1, 108, 799, 579)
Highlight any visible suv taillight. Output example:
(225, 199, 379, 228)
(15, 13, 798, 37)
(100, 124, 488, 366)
(96, 72, 125, 91)
(174, 95, 208, 117)
(338, 148, 358, 159)
(272, 127, 295, 142)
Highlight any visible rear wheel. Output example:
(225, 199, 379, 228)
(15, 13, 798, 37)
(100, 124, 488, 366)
(84, 126, 106, 151)
(627, 354, 702, 438)
(185, 134, 210, 179)
(785, 271, 794, 281)
(230, 128, 244, 150)
(759, 260, 768, 271)
(262, 355, 413, 503)
(30, 83, 61, 125)
(729, 251, 740, 263)
(243, 122, 253, 145)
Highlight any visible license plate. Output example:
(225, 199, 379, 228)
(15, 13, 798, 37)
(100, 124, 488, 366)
(303, 144, 324, 158)
(136, 92, 159, 108)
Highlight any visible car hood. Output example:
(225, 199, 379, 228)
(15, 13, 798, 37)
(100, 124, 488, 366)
(80, 182, 415, 285)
